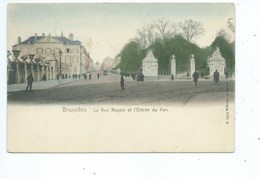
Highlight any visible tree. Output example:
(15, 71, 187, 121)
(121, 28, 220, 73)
(153, 18, 178, 40)
(118, 41, 146, 75)
(135, 24, 157, 49)
(151, 35, 210, 75)
(179, 19, 205, 42)
(217, 29, 230, 41)
(227, 18, 235, 33)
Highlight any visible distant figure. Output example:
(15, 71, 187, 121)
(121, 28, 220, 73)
(187, 72, 189, 77)
(83, 74, 87, 80)
(225, 70, 229, 79)
(89, 73, 92, 80)
(25, 73, 34, 91)
(42, 73, 46, 81)
(97, 73, 100, 79)
(140, 73, 144, 82)
(120, 75, 125, 89)
(213, 69, 220, 83)
(171, 74, 174, 80)
(201, 71, 204, 78)
(192, 71, 199, 86)
(57, 74, 62, 84)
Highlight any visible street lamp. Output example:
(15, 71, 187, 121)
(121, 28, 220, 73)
(28, 54, 35, 63)
(12, 49, 21, 83)
(12, 49, 21, 61)
(59, 50, 62, 76)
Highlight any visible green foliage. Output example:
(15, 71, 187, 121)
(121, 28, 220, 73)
(151, 35, 210, 74)
(210, 36, 235, 70)
(118, 41, 146, 74)
(117, 35, 235, 75)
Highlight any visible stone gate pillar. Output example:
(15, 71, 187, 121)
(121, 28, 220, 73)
(170, 54, 176, 79)
(190, 54, 195, 77)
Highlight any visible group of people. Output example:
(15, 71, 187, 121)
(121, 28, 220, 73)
(24, 69, 224, 92)
(192, 69, 220, 86)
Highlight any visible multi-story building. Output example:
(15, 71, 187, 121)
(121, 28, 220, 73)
(8, 32, 92, 84)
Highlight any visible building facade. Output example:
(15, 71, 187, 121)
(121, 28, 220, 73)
(8, 32, 92, 84)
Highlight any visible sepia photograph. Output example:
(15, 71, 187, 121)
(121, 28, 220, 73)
(7, 3, 235, 152)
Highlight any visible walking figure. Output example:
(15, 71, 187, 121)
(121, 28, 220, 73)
(213, 69, 220, 83)
(201, 71, 204, 78)
(97, 73, 100, 79)
(192, 71, 199, 86)
(120, 75, 125, 89)
(57, 73, 62, 84)
(25, 73, 34, 91)
(42, 73, 46, 81)
(171, 74, 174, 80)
(89, 73, 92, 80)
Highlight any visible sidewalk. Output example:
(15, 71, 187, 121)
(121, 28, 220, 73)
(7, 78, 79, 92)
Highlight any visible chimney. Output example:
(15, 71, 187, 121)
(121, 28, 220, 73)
(17, 36, 21, 44)
(35, 33, 37, 41)
(69, 33, 73, 41)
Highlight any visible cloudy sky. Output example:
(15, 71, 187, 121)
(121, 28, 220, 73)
(8, 3, 235, 62)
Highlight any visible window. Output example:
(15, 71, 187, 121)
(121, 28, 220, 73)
(37, 48, 43, 54)
(66, 49, 70, 53)
(45, 48, 51, 54)
(65, 56, 71, 64)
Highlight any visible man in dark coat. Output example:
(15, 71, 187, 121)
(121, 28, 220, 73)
(26, 73, 34, 91)
(120, 75, 125, 89)
(192, 71, 199, 86)
(213, 69, 220, 83)
(42, 73, 47, 81)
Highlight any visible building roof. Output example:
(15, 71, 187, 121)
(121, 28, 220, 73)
(13, 35, 81, 47)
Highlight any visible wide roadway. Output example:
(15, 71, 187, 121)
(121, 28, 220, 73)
(8, 73, 235, 106)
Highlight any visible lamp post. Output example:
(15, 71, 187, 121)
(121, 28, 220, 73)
(35, 57, 41, 81)
(12, 49, 21, 61)
(21, 55, 28, 82)
(28, 54, 35, 79)
(59, 50, 62, 76)
(12, 49, 21, 83)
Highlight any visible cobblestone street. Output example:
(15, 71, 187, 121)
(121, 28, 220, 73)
(8, 73, 235, 106)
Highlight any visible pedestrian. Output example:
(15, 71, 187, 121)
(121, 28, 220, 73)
(192, 71, 199, 86)
(25, 73, 34, 92)
(42, 73, 46, 81)
(141, 73, 144, 81)
(225, 70, 228, 79)
(213, 69, 220, 83)
(89, 73, 92, 80)
(97, 73, 100, 79)
(201, 71, 204, 78)
(57, 73, 62, 84)
(120, 75, 125, 89)
(171, 74, 174, 80)
(84, 74, 87, 80)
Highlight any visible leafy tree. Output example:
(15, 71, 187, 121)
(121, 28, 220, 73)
(151, 35, 210, 75)
(118, 41, 146, 75)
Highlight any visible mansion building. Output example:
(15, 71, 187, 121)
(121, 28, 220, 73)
(8, 32, 94, 84)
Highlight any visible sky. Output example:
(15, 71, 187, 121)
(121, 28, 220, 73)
(7, 3, 235, 63)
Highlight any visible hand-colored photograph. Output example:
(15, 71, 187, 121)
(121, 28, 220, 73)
(7, 3, 235, 152)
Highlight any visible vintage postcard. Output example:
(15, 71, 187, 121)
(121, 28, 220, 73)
(7, 3, 235, 152)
